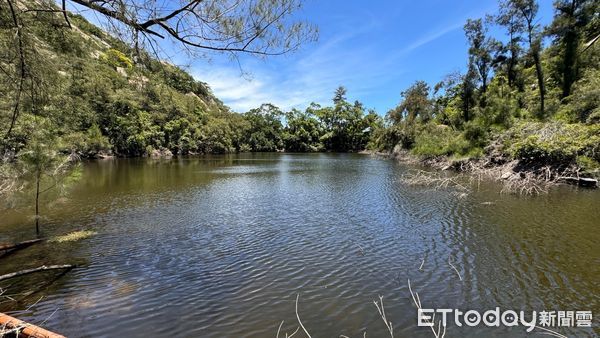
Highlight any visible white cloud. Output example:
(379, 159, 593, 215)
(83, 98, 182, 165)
(402, 22, 463, 53)
(191, 28, 389, 112)
(190, 17, 461, 113)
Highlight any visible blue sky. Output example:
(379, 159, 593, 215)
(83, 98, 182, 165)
(72, 0, 555, 114)
(185, 0, 555, 114)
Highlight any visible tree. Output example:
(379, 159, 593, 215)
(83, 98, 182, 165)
(464, 19, 494, 98)
(508, 0, 546, 117)
(548, 0, 596, 98)
(461, 65, 479, 122)
(333, 86, 348, 105)
(18, 128, 78, 237)
(244, 103, 284, 152)
(496, 2, 525, 88)
(283, 109, 323, 152)
(388, 81, 432, 124)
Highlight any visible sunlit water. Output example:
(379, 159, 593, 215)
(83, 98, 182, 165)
(0, 153, 598, 337)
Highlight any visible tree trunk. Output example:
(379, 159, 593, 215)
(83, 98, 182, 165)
(562, 28, 578, 98)
(533, 50, 546, 117)
(0, 313, 66, 338)
(561, 0, 578, 98)
(35, 170, 40, 237)
(527, 21, 545, 118)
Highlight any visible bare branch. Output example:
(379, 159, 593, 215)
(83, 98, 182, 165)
(64, 0, 316, 56)
(295, 294, 311, 338)
(0, 265, 75, 281)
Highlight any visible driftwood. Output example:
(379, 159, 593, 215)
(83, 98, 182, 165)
(0, 239, 43, 253)
(0, 312, 65, 338)
(0, 265, 74, 282)
(558, 177, 598, 188)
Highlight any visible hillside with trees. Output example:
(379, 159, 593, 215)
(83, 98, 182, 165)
(0, 0, 382, 161)
(371, 0, 600, 183)
(1, 0, 599, 191)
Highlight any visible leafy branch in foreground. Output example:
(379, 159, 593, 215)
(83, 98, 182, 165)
(19, 0, 318, 56)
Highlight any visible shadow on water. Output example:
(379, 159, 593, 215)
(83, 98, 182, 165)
(0, 153, 598, 337)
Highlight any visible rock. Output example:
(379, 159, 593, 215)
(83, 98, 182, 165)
(96, 151, 114, 159)
(149, 148, 173, 158)
(116, 67, 128, 77)
(500, 172, 512, 180)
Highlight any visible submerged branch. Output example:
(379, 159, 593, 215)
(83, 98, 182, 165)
(0, 265, 75, 281)
(0, 239, 43, 253)
(400, 170, 470, 194)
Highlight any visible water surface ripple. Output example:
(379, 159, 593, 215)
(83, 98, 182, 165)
(0, 154, 598, 337)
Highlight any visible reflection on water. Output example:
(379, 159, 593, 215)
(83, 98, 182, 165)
(0, 153, 598, 337)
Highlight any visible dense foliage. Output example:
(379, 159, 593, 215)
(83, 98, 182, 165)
(0, 1, 379, 159)
(0, 0, 598, 178)
(370, 0, 600, 174)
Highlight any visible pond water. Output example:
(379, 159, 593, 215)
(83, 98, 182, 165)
(0, 153, 598, 337)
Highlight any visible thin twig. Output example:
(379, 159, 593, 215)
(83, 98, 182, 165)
(373, 295, 393, 337)
(448, 258, 462, 281)
(407, 279, 446, 338)
(295, 294, 311, 338)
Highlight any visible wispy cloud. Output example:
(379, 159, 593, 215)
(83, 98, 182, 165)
(402, 22, 464, 53)
(189, 7, 470, 113)
(192, 23, 393, 112)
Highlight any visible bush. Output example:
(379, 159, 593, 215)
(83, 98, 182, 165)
(100, 48, 133, 70)
(576, 156, 600, 172)
(463, 121, 488, 148)
(504, 122, 600, 164)
(566, 69, 600, 123)
(411, 124, 477, 157)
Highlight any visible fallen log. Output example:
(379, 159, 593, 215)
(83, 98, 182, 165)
(0, 265, 75, 282)
(0, 239, 43, 252)
(558, 176, 598, 188)
(0, 312, 65, 338)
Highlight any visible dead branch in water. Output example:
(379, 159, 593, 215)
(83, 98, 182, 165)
(408, 279, 446, 338)
(0, 265, 75, 282)
(401, 170, 470, 193)
(447, 258, 462, 281)
(500, 172, 551, 195)
(276, 294, 312, 338)
(0, 239, 43, 254)
(0, 311, 66, 338)
(295, 294, 311, 338)
(403, 162, 563, 196)
(373, 295, 393, 337)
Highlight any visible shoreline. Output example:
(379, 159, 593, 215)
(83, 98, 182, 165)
(366, 146, 598, 194)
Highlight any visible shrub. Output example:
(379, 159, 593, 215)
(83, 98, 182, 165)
(100, 48, 133, 70)
(412, 124, 464, 157)
(504, 122, 600, 164)
(463, 121, 488, 148)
